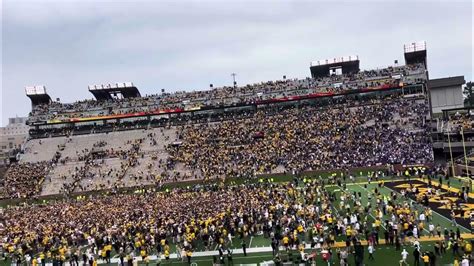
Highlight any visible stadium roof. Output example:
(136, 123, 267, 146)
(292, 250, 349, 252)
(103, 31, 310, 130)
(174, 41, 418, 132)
(310, 56, 360, 79)
(428, 76, 465, 89)
(88, 82, 141, 101)
(25, 86, 52, 106)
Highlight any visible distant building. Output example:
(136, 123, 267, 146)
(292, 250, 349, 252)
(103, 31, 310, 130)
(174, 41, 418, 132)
(0, 117, 29, 165)
(427, 76, 465, 114)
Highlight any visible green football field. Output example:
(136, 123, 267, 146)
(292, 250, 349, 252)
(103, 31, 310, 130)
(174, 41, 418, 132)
(106, 180, 474, 265)
(2, 177, 472, 266)
(127, 242, 465, 266)
(1, 243, 466, 266)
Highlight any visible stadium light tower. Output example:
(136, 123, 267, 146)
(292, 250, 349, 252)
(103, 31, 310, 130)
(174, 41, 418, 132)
(231, 73, 237, 88)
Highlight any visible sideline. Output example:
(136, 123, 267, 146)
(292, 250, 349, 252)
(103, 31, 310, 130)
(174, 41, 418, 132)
(86, 234, 474, 265)
(417, 177, 474, 198)
(386, 179, 471, 232)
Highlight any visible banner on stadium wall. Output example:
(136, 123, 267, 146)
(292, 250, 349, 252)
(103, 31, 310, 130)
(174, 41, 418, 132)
(256, 92, 335, 104)
(184, 106, 202, 111)
(307, 92, 334, 97)
(68, 112, 147, 122)
(46, 119, 63, 124)
(360, 83, 397, 92)
(44, 82, 401, 125)
(45, 108, 185, 124)
(67, 108, 184, 121)
(149, 108, 184, 115)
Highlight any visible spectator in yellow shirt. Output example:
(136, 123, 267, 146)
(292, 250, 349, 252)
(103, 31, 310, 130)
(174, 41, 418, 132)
(422, 253, 429, 266)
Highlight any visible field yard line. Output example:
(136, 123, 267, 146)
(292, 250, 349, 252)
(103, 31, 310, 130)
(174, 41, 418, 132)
(337, 183, 386, 230)
(322, 177, 406, 189)
(353, 183, 388, 231)
(249, 236, 254, 248)
(86, 235, 474, 265)
(332, 185, 343, 218)
(383, 184, 470, 232)
(379, 186, 430, 234)
(169, 254, 271, 264)
(418, 177, 474, 198)
(331, 202, 342, 218)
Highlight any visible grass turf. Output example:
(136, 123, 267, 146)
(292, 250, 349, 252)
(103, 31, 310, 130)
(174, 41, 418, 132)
(2, 179, 472, 266)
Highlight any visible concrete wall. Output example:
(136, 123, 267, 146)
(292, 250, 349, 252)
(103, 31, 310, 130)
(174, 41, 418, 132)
(430, 85, 464, 114)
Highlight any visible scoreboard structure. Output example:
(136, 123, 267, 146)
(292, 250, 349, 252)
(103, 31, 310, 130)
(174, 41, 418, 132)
(88, 82, 141, 101)
(404, 41, 427, 67)
(25, 85, 52, 107)
(310, 56, 360, 79)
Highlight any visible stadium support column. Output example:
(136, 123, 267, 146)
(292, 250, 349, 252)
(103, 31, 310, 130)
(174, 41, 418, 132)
(461, 128, 469, 177)
(231, 73, 237, 88)
(146, 115, 151, 129)
(447, 131, 455, 177)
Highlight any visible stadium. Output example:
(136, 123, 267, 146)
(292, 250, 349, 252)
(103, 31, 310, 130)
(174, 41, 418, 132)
(1, 0, 474, 264)
(1, 38, 473, 266)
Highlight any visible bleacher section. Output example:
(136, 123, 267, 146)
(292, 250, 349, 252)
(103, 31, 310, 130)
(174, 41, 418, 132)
(167, 96, 432, 180)
(20, 94, 433, 197)
(1, 62, 433, 199)
(26, 64, 426, 125)
(35, 128, 179, 195)
(21, 137, 65, 163)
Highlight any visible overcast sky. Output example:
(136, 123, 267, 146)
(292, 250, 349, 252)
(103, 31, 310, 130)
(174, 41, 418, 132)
(1, 0, 472, 126)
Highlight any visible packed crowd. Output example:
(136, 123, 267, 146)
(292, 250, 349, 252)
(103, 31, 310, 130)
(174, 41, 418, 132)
(2, 162, 50, 199)
(27, 63, 425, 123)
(446, 112, 473, 132)
(4, 93, 433, 198)
(168, 95, 433, 179)
(2, 173, 472, 265)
